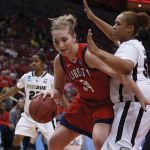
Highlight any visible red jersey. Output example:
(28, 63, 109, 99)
(59, 43, 110, 104)
(0, 111, 10, 127)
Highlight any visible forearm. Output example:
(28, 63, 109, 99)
(125, 76, 145, 101)
(92, 16, 115, 43)
(0, 87, 19, 102)
(95, 48, 132, 74)
(62, 95, 69, 108)
(53, 88, 63, 99)
(117, 74, 146, 105)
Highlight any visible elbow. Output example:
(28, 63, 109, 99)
(120, 61, 134, 75)
(119, 67, 132, 75)
(123, 69, 132, 75)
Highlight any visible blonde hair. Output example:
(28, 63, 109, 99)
(50, 14, 77, 35)
(121, 11, 150, 35)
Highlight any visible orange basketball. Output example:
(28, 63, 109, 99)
(29, 93, 57, 123)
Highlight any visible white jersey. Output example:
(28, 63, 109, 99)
(17, 71, 54, 112)
(110, 39, 149, 103)
(102, 39, 150, 150)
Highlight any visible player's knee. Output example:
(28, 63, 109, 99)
(92, 135, 104, 149)
(48, 135, 58, 149)
(13, 134, 23, 146)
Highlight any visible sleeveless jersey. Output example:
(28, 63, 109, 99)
(110, 39, 150, 103)
(17, 71, 54, 112)
(59, 43, 110, 104)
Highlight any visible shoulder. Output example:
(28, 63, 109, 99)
(18, 72, 33, 83)
(21, 72, 32, 78)
(84, 49, 100, 69)
(120, 39, 144, 50)
(54, 54, 63, 69)
(46, 73, 54, 79)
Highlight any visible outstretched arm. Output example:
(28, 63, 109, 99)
(87, 29, 134, 74)
(83, 0, 117, 45)
(0, 86, 20, 103)
(43, 55, 66, 105)
(86, 30, 150, 110)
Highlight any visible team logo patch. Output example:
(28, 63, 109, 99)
(27, 75, 32, 81)
(67, 64, 71, 67)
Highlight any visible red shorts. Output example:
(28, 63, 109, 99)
(60, 97, 113, 138)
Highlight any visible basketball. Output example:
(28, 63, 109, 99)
(29, 94, 57, 123)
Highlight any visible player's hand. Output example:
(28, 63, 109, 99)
(43, 89, 61, 105)
(87, 29, 99, 56)
(83, 0, 95, 20)
(33, 91, 44, 99)
(139, 98, 150, 112)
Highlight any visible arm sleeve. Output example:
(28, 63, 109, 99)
(17, 74, 26, 89)
(115, 43, 139, 66)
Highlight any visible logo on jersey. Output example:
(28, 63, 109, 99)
(69, 68, 91, 80)
(27, 75, 32, 81)
(43, 79, 48, 84)
(27, 84, 46, 90)
(67, 64, 71, 67)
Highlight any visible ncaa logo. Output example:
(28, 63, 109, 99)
(27, 76, 32, 81)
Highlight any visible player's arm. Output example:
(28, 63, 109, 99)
(125, 76, 150, 110)
(0, 86, 20, 103)
(51, 55, 66, 101)
(61, 95, 70, 108)
(85, 50, 150, 110)
(83, 0, 118, 45)
(87, 29, 134, 74)
(85, 49, 124, 81)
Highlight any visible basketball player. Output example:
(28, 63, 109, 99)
(42, 14, 149, 150)
(0, 53, 56, 150)
(83, 0, 150, 149)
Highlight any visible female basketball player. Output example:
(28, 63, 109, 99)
(43, 14, 149, 150)
(0, 53, 56, 150)
(83, 0, 150, 149)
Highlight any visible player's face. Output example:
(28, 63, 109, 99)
(52, 28, 76, 57)
(18, 99, 24, 109)
(113, 14, 132, 42)
(30, 55, 44, 71)
(0, 102, 6, 111)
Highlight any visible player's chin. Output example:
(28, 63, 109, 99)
(31, 67, 37, 71)
(60, 52, 66, 56)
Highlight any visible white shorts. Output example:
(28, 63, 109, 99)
(65, 135, 83, 150)
(15, 112, 56, 141)
(102, 102, 150, 150)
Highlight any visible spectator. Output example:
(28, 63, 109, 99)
(0, 102, 14, 150)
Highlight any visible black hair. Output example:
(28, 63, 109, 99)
(34, 52, 46, 63)
(122, 11, 150, 36)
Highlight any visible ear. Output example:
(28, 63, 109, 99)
(73, 33, 76, 42)
(127, 25, 134, 33)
